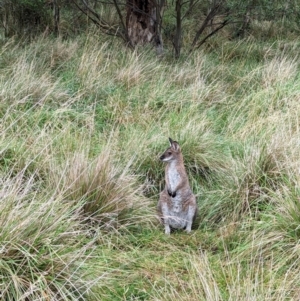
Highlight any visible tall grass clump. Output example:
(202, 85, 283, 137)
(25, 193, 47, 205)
(50, 147, 153, 229)
(0, 51, 69, 108)
(0, 172, 96, 300)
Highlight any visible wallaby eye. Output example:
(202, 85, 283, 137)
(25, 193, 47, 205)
(168, 152, 172, 155)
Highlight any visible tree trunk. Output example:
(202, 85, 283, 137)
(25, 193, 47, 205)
(53, 0, 60, 36)
(174, 0, 182, 58)
(126, 0, 163, 54)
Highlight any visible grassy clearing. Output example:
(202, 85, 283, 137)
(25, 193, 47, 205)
(1, 31, 300, 300)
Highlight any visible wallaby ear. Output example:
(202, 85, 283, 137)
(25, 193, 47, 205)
(169, 137, 180, 151)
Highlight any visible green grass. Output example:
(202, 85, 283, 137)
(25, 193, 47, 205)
(1, 30, 300, 300)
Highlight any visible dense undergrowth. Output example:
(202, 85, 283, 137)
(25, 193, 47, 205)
(1, 26, 300, 300)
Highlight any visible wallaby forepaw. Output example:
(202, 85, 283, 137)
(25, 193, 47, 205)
(167, 189, 176, 198)
(165, 227, 171, 235)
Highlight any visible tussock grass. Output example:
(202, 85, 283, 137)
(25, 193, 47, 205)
(0, 55, 67, 107)
(52, 148, 152, 228)
(0, 173, 95, 300)
(1, 30, 300, 300)
(262, 55, 298, 87)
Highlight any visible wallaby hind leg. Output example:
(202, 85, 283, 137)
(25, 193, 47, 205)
(185, 204, 197, 233)
(161, 202, 171, 235)
(164, 222, 171, 235)
(158, 192, 172, 235)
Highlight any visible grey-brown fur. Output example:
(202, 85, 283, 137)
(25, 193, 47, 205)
(157, 138, 198, 235)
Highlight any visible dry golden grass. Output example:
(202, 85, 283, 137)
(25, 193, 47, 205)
(1, 30, 300, 300)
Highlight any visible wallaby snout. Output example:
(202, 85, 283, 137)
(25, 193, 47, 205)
(159, 152, 172, 161)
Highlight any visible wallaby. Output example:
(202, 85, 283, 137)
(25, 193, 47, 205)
(157, 138, 198, 235)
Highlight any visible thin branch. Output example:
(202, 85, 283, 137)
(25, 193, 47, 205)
(195, 19, 229, 49)
(182, 0, 200, 19)
(112, 0, 134, 47)
(81, 0, 102, 21)
(191, 1, 222, 48)
(71, 0, 123, 38)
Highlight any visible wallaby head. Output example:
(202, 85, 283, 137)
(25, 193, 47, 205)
(159, 138, 182, 162)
